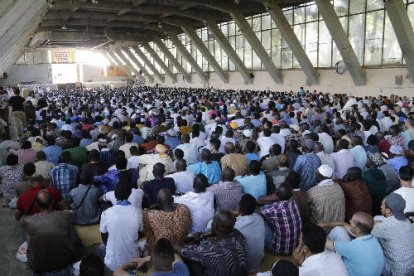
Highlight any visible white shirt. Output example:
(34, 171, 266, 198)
(174, 191, 214, 233)
(271, 133, 285, 153)
(167, 170, 195, 193)
(119, 142, 139, 159)
(318, 133, 334, 154)
(394, 187, 414, 213)
(176, 143, 198, 165)
(330, 149, 354, 179)
(235, 214, 265, 272)
(99, 204, 143, 271)
(221, 137, 236, 147)
(257, 136, 274, 158)
(34, 160, 54, 179)
(299, 250, 348, 276)
(127, 156, 139, 170)
(103, 188, 144, 209)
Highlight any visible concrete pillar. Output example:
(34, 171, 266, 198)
(119, 48, 154, 82)
(131, 46, 165, 82)
(169, 34, 209, 83)
(385, 0, 414, 83)
(0, 0, 48, 73)
(230, 10, 282, 83)
(207, 20, 252, 84)
(142, 43, 177, 83)
(153, 37, 192, 82)
(105, 51, 133, 77)
(0, 0, 16, 20)
(264, 1, 319, 84)
(315, 0, 366, 85)
(182, 26, 228, 83)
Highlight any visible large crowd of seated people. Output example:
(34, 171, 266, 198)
(0, 85, 414, 275)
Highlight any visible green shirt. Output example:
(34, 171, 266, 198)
(363, 168, 387, 215)
(64, 146, 87, 167)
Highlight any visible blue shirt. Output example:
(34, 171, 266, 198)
(387, 156, 408, 175)
(187, 161, 221, 184)
(151, 262, 189, 276)
(335, 234, 385, 276)
(43, 145, 63, 165)
(132, 135, 144, 144)
(165, 136, 181, 150)
(245, 153, 260, 163)
(293, 153, 321, 191)
(49, 163, 79, 202)
(350, 145, 367, 171)
(235, 172, 267, 200)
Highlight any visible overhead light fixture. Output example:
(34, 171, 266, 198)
(91, 0, 98, 4)
(234, 0, 240, 4)
(158, 22, 163, 28)
(62, 24, 67, 30)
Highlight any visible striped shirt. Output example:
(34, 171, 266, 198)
(207, 181, 242, 211)
(49, 163, 79, 202)
(260, 199, 302, 255)
(307, 180, 345, 223)
(181, 230, 247, 276)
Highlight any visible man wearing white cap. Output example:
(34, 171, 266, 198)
(307, 164, 345, 223)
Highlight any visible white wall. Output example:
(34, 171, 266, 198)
(1, 64, 50, 85)
(161, 67, 414, 97)
(2, 62, 414, 97)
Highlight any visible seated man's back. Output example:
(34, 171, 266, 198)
(21, 190, 82, 273)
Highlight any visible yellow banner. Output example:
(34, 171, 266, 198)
(51, 49, 75, 63)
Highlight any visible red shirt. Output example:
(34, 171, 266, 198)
(16, 186, 63, 216)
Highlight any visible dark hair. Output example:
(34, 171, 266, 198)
(201, 148, 212, 162)
(302, 223, 326, 255)
(276, 182, 293, 201)
(35, 190, 53, 210)
(115, 156, 127, 170)
(114, 180, 132, 201)
(129, 146, 139, 155)
(36, 151, 46, 161)
(210, 139, 221, 151)
(175, 159, 187, 172)
(72, 137, 80, 147)
(125, 132, 133, 143)
(152, 238, 175, 267)
(79, 254, 104, 276)
(338, 139, 349, 150)
(366, 135, 378, 146)
(153, 162, 166, 177)
(245, 140, 256, 153)
(6, 154, 18, 166)
(59, 151, 72, 164)
(23, 162, 36, 176)
(193, 174, 208, 193)
(239, 194, 256, 215)
(88, 149, 100, 162)
(221, 166, 235, 182)
(174, 148, 184, 159)
(248, 160, 261, 176)
(343, 167, 363, 182)
(399, 165, 414, 181)
(22, 140, 32, 149)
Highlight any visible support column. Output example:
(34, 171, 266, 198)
(207, 20, 252, 84)
(131, 46, 165, 82)
(264, 1, 319, 84)
(153, 37, 191, 82)
(169, 34, 209, 83)
(385, 0, 414, 83)
(182, 26, 228, 83)
(142, 43, 177, 83)
(117, 48, 154, 82)
(230, 10, 282, 83)
(315, 0, 366, 85)
(0, 0, 16, 20)
(105, 51, 133, 77)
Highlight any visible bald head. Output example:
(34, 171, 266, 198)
(277, 154, 288, 168)
(352, 212, 374, 235)
(36, 189, 53, 210)
(212, 210, 235, 237)
(157, 188, 173, 209)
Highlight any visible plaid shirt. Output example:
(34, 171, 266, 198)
(260, 198, 302, 255)
(49, 163, 79, 202)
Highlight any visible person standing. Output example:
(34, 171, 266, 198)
(0, 86, 9, 138)
(9, 87, 26, 138)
